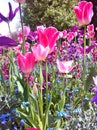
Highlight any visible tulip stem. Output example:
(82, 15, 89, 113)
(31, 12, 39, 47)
(39, 62, 43, 123)
(44, 60, 49, 130)
(83, 26, 86, 90)
(7, 22, 12, 37)
(19, 3, 25, 54)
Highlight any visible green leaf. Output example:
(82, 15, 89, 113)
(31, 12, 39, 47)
(17, 81, 24, 94)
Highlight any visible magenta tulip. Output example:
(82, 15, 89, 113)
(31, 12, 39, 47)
(74, 1, 93, 26)
(57, 59, 74, 74)
(32, 44, 50, 61)
(38, 26, 59, 52)
(17, 52, 35, 74)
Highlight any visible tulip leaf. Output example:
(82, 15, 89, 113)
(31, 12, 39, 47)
(17, 81, 24, 94)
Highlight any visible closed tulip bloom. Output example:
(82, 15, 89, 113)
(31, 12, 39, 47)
(14, 0, 26, 3)
(57, 59, 74, 74)
(74, 1, 93, 26)
(17, 52, 35, 74)
(38, 26, 59, 52)
(32, 44, 50, 61)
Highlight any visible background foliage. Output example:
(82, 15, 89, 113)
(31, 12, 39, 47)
(23, 0, 79, 30)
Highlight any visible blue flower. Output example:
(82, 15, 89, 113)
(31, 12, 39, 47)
(11, 109, 17, 113)
(12, 126, 18, 130)
(84, 97, 89, 101)
(0, 2, 19, 23)
(11, 109, 20, 115)
(56, 79, 61, 83)
(1, 120, 7, 125)
(0, 114, 7, 120)
(22, 102, 30, 107)
(65, 103, 72, 110)
(65, 88, 70, 91)
(14, 88, 18, 95)
(73, 108, 82, 114)
(20, 119, 27, 127)
(57, 110, 69, 117)
(73, 88, 79, 93)
(47, 128, 53, 130)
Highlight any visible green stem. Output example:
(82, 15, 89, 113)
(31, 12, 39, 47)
(83, 26, 86, 90)
(7, 22, 12, 37)
(24, 75, 29, 101)
(44, 60, 49, 130)
(39, 62, 43, 122)
(19, 3, 25, 54)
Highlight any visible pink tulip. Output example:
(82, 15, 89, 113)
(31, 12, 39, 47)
(13, 0, 26, 3)
(74, 1, 93, 26)
(26, 128, 40, 130)
(57, 59, 74, 74)
(32, 44, 50, 61)
(93, 76, 97, 86)
(17, 52, 35, 74)
(38, 26, 59, 52)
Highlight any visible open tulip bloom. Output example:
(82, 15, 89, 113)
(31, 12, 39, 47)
(57, 59, 74, 74)
(38, 26, 59, 52)
(0, 2, 19, 23)
(32, 43, 50, 61)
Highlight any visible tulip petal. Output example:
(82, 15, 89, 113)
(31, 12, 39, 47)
(17, 52, 35, 74)
(74, 7, 82, 24)
(83, 2, 93, 25)
(0, 36, 18, 47)
(78, 1, 87, 9)
(9, 2, 13, 21)
(49, 31, 59, 49)
(38, 30, 49, 47)
(44, 27, 58, 41)
(0, 13, 8, 22)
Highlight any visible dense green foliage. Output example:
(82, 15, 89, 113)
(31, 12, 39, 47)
(23, 0, 79, 30)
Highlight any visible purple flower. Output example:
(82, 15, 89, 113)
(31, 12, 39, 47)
(91, 93, 97, 104)
(0, 36, 18, 47)
(0, 2, 19, 23)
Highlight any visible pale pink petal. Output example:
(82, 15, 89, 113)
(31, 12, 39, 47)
(32, 44, 50, 61)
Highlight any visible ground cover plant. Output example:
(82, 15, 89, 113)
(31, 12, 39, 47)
(0, 0, 97, 130)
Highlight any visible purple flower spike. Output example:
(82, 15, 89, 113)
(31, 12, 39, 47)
(0, 2, 19, 23)
(0, 36, 18, 47)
